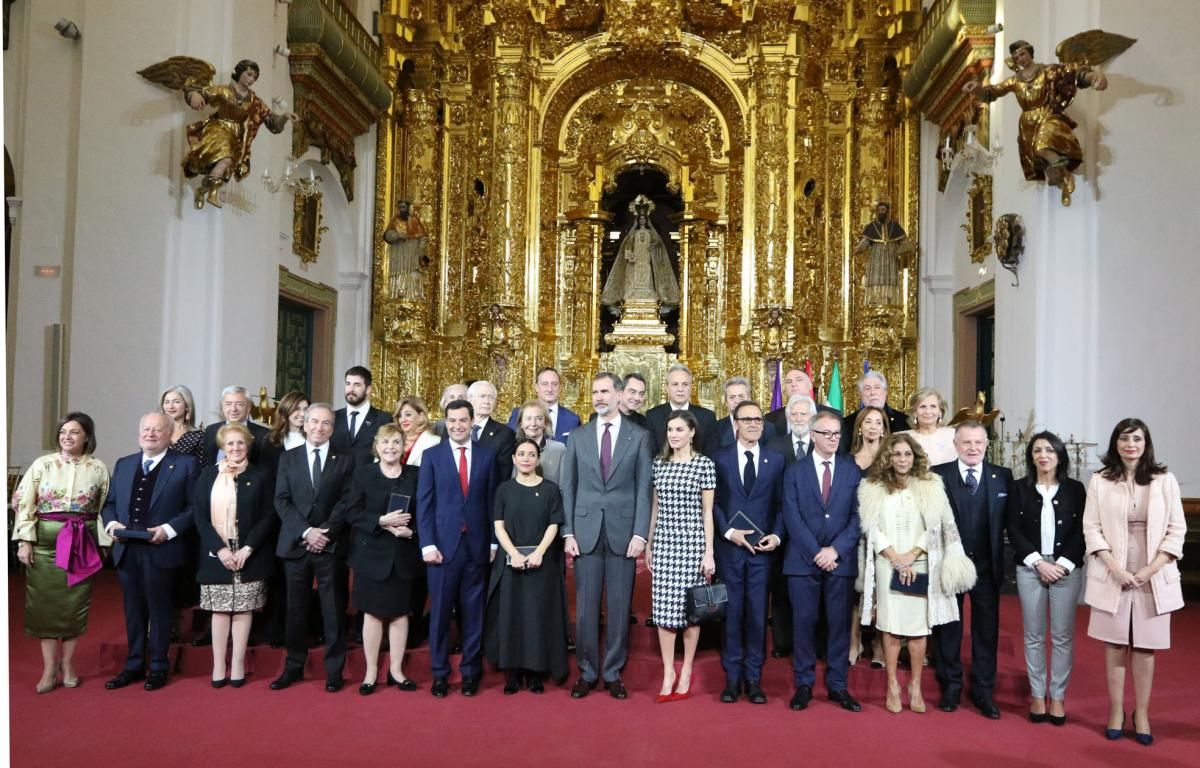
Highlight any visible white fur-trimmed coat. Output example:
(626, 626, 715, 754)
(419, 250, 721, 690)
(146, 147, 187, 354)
(858, 475, 977, 628)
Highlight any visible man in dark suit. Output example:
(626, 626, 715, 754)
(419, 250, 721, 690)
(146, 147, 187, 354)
(561, 372, 653, 700)
(417, 398, 500, 697)
(764, 393, 817, 658)
(772, 410, 863, 713)
(765, 369, 839, 435)
(842, 370, 909, 448)
(270, 403, 356, 693)
(644, 363, 718, 455)
(712, 400, 784, 704)
(507, 366, 581, 442)
(618, 372, 648, 427)
(713, 376, 777, 449)
(102, 412, 200, 690)
(202, 385, 269, 466)
(931, 420, 1014, 719)
(468, 380, 516, 478)
(331, 365, 392, 466)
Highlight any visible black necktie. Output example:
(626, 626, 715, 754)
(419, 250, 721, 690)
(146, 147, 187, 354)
(349, 410, 359, 439)
(743, 450, 756, 494)
(311, 448, 323, 490)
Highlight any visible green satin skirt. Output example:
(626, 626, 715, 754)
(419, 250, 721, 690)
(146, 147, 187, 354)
(24, 518, 97, 638)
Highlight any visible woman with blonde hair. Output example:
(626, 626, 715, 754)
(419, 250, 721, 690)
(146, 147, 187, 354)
(858, 433, 976, 713)
(160, 385, 206, 464)
(900, 387, 957, 466)
(393, 395, 441, 467)
(512, 400, 565, 485)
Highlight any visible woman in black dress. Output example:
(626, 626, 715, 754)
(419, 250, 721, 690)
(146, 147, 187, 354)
(344, 424, 420, 695)
(486, 438, 569, 693)
(161, 385, 206, 464)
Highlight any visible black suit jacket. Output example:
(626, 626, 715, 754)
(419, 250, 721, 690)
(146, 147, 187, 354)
(473, 418, 516, 479)
(273, 443, 356, 559)
(931, 460, 1015, 584)
(192, 464, 278, 583)
(644, 402, 718, 455)
(764, 403, 840, 436)
(203, 420, 270, 467)
(345, 463, 421, 581)
(1006, 475, 1086, 568)
(766, 433, 812, 465)
(332, 406, 393, 466)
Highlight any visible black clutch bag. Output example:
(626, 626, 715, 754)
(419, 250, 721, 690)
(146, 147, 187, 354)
(889, 570, 928, 595)
(686, 581, 728, 624)
(113, 528, 153, 541)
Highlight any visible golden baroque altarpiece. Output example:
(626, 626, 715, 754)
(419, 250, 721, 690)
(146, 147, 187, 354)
(368, 0, 923, 414)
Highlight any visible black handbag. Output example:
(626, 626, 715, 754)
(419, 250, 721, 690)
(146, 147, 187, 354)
(686, 581, 728, 624)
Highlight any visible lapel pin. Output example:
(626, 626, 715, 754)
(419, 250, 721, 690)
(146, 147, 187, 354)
(168, 465, 174, 470)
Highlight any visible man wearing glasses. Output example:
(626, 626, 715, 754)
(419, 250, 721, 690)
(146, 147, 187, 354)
(770, 410, 863, 713)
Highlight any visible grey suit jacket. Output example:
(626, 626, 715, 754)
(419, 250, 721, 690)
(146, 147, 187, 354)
(559, 417, 653, 556)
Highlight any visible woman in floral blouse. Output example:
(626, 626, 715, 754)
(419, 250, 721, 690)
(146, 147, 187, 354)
(11, 412, 111, 693)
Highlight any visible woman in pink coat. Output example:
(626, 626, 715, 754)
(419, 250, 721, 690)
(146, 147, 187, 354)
(1083, 418, 1186, 746)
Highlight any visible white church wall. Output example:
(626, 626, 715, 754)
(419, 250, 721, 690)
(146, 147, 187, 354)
(919, 0, 1200, 490)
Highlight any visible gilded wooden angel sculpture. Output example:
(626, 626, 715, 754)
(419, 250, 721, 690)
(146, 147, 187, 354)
(964, 31, 1135, 206)
(138, 57, 298, 209)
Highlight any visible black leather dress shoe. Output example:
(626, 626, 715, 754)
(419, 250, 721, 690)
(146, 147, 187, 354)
(746, 682, 767, 705)
(571, 678, 597, 699)
(461, 676, 480, 696)
(771, 648, 790, 659)
(790, 685, 813, 711)
(829, 690, 862, 712)
(938, 693, 960, 712)
(105, 670, 144, 690)
(431, 677, 450, 698)
(269, 670, 303, 690)
(527, 675, 545, 694)
(720, 680, 740, 703)
(973, 695, 1001, 719)
(504, 673, 521, 695)
(325, 676, 344, 693)
(604, 679, 628, 700)
(143, 672, 168, 691)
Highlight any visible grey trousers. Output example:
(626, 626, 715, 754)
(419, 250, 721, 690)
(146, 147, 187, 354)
(1015, 565, 1083, 699)
(573, 532, 635, 684)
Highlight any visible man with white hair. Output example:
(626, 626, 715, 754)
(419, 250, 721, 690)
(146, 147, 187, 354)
(765, 368, 839, 436)
(468, 380, 516, 479)
(841, 370, 910, 448)
(202, 385, 269, 466)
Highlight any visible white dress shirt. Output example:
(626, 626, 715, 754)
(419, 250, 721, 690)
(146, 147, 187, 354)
(345, 403, 370, 438)
(957, 459, 982, 485)
(725, 441, 760, 540)
(595, 413, 622, 452)
(1025, 483, 1075, 572)
(105, 449, 176, 539)
(813, 451, 836, 488)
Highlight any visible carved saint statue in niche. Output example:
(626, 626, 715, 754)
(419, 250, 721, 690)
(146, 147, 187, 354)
(600, 195, 681, 315)
(383, 199, 428, 300)
(854, 201, 914, 307)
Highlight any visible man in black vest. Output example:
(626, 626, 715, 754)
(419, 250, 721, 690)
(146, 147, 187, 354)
(931, 420, 1015, 719)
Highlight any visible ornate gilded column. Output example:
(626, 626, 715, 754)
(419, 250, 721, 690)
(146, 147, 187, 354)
(560, 210, 610, 412)
(820, 48, 854, 343)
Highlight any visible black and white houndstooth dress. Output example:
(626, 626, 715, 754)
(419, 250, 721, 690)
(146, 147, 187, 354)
(650, 455, 716, 629)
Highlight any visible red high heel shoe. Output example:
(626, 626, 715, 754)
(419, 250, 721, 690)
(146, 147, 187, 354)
(670, 680, 691, 702)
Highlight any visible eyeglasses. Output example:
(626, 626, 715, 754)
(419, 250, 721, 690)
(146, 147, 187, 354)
(811, 429, 841, 440)
(736, 417, 764, 424)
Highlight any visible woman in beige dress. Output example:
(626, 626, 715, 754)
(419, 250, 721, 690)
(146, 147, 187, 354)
(858, 434, 975, 714)
(12, 412, 110, 693)
(900, 387, 957, 466)
(1084, 418, 1186, 746)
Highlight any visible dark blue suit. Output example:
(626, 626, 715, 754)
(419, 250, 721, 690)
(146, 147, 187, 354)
(507, 404, 580, 443)
(777, 453, 861, 692)
(712, 443, 784, 685)
(417, 440, 500, 680)
(101, 449, 199, 673)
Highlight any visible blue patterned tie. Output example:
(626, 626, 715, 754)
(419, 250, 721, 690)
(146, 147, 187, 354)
(965, 467, 978, 496)
(142, 458, 152, 475)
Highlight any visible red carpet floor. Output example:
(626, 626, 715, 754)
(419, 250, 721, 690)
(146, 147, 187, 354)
(9, 568, 1199, 767)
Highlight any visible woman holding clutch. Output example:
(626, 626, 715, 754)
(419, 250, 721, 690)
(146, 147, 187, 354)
(858, 433, 975, 713)
(192, 423, 276, 687)
(486, 438, 569, 694)
(344, 424, 420, 694)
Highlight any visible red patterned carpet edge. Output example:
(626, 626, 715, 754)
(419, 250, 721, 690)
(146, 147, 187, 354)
(8, 571, 1199, 767)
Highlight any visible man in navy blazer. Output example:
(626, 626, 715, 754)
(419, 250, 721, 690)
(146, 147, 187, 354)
(507, 366, 581, 442)
(771, 410, 863, 712)
(712, 376, 777, 450)
(712, 401, 784, 704)
(331, 365, 393, 466)
(417, 398, 500, 698)
(102, 412, 199, 691)
(930, 421, 1014, 719)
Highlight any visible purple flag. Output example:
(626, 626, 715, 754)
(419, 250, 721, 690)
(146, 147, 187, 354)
(770, 360, 783, 410)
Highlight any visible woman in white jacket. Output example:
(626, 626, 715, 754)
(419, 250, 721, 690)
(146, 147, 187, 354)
(858, 433, 976, 714)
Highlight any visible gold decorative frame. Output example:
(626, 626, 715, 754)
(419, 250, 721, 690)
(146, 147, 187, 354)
(292, 191, 328, 265)
(966, 174, 992, 263)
